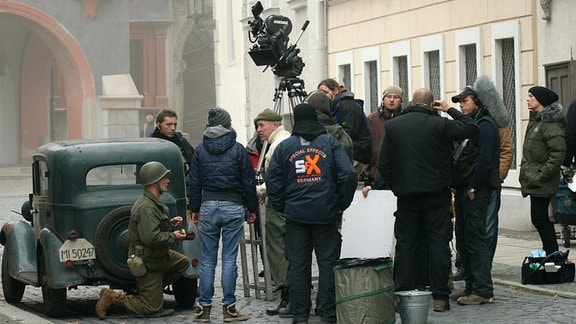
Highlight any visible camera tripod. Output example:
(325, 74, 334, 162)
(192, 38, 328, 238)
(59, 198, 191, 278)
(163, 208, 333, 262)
(240, 76, 308, 301)
(255, 77, 307, 174)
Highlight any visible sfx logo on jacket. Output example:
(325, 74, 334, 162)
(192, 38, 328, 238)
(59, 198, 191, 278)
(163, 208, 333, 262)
(289, 147, 327, 184)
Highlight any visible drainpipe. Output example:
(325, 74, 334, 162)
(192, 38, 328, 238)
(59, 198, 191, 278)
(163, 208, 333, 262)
(314, 0, 328, 81)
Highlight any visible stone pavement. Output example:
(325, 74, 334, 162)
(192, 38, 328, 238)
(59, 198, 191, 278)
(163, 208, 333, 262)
(0, 165, 576, 323)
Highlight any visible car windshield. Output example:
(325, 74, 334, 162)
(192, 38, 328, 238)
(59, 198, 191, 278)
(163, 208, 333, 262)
(86, 164, 139, 186)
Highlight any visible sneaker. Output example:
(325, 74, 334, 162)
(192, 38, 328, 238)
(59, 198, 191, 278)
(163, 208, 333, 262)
(193, 304, 212, 323)
(223, 303, 250, 322)
(457, 294, 495, 305)
(433, 299, 450, 312)
(449, 290, 469, 301)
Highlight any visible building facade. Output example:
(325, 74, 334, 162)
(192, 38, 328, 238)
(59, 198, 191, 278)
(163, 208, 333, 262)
(0, 0, 216, 163)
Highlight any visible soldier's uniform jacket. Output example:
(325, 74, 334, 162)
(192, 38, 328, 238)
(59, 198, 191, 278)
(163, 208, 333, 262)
(129, 190, 178, 272)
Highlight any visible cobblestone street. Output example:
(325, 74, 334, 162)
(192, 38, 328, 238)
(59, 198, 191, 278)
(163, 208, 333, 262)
(0, 169, 576, 323)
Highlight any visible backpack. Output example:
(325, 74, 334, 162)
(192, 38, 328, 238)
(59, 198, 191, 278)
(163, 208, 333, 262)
(324, 123, 354, 162)
(332, 98, 372, 164)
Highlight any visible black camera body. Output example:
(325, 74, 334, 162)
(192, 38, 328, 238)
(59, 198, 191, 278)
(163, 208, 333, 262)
(248, 1, 305, 78)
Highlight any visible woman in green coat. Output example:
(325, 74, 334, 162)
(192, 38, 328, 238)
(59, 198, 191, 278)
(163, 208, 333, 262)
(519, 86, 565, 255)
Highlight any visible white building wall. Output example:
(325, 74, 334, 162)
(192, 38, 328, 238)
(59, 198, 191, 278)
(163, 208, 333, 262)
(535, 0, 576, 83)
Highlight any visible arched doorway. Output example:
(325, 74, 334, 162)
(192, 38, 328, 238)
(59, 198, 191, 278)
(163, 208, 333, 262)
(0, 2, 95, 164)
(181, 25, 216, 147)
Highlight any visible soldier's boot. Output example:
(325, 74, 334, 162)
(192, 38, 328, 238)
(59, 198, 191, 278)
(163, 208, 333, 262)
(193, 304, 212, 323)
(223, 303, 250, 322)
(95, 288, 126, 320)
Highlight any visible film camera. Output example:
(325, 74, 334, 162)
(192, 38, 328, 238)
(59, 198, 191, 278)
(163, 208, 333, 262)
(247, 1, 307, 78)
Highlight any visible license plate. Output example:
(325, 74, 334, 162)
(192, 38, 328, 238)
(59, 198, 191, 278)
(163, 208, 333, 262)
(59, 238, 96, 262)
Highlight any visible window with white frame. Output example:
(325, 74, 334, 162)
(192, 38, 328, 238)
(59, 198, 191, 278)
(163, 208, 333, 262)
(464, 45, 478, 86)
(492, 21, 520, 172)
(420, 35, 444, 100)
(362, 47, 380, 113)
(339, 64, 352, 90)
(455, 27, 482, 90)
(367, 61, 379, 113)
(390, 41, 411, 102)
(426, 50, 441, 99)
(336, 52, 354, 92)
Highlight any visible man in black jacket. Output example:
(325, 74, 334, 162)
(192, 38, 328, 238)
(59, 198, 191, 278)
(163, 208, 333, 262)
(317, 79, 372, 166)
(150, 109, 195, 177)
(378, 88, 479, 312)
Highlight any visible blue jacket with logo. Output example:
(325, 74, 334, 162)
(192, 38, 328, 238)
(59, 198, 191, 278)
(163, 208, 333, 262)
(265, 123, 357, 224)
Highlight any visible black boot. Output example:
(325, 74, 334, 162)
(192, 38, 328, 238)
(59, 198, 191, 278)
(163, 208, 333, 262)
(266, 286, 289, 316)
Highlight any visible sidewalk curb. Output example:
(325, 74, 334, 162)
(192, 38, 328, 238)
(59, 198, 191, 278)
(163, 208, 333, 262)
(493, 278, 576, 299)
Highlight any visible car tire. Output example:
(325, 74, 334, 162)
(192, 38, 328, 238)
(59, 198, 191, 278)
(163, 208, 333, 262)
(39, 250, 66, 318)
(173, 277, 197, 308)
(95, 206, 133, 281)
(1, 248, 26, 304)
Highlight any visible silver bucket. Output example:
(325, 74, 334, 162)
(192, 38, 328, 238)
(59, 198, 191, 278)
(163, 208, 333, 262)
(394, 290, 432, 324)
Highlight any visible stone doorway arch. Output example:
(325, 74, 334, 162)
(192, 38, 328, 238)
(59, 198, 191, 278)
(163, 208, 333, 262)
(0, 2, 95, 163)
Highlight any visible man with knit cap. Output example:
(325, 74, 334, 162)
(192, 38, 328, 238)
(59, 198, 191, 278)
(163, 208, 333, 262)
(364, 85, 404, 192)
(265, 103, 357, 324)
(253, 108, 292, 317)
(188, 108, 258, 322)
(520, 86, 565, 257)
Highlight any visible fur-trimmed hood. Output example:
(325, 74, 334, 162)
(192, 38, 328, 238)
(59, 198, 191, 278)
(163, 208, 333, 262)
(539, 101, 565, 123)
(471, 76, 510, 128)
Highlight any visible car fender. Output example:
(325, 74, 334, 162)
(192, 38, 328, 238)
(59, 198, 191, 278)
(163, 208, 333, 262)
(37, 228, 84, 289)
(0, 220, 38, 286)
(181, 221, 201, 279)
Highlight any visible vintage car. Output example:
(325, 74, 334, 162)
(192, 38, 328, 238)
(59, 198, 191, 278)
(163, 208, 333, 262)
(0, 139, 201, 317)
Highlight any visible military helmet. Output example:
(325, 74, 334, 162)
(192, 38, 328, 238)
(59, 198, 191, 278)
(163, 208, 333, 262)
(139, 161, 171, 186)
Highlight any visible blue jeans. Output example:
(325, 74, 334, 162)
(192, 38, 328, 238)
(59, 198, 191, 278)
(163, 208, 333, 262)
(198, 200, 245, 305)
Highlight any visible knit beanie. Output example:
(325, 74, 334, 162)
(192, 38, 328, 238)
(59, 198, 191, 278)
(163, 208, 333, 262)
(305, 90, 331, 116)
(382, 85, 404, 100)
(254, 108, 282, 123)
(207, 108, 232, 129)
(293, 103, 318, 123)
(529, 86, 559, 107)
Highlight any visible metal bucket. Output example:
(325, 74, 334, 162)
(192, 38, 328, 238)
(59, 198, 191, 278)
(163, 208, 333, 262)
(394, 290, 431, 324)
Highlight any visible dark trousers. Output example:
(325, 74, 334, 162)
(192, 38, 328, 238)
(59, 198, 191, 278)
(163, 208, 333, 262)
(454, 186, 493, 298)
(530, 196, 559, 255)
(394, 191, 453, 301)
(285, 220, 340, 322)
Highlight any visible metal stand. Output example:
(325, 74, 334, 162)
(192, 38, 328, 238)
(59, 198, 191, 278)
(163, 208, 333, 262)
(239, 77, 307, 301)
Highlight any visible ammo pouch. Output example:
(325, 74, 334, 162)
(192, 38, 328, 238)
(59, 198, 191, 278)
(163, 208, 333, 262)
(127, 245, 146, 277)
